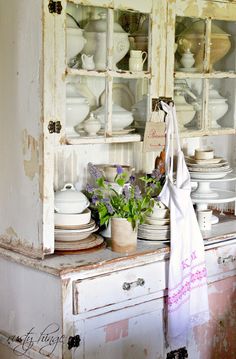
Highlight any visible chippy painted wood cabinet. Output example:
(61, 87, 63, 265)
(0, 236, 236, 359)
(1, 0, 236, 358)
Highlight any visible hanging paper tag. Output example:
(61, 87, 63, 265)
(143, 121, 165, 152)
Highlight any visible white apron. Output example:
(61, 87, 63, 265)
(159, 102, 209, 350)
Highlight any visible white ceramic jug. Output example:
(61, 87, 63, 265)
(129, 50, 147, 71)
(81, 54, 95, 70)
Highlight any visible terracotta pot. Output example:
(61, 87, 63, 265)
(111, 218, 137, 253)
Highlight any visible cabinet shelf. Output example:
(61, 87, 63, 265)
(65, 133, 141, 145)
(66, 67, 151, 79)
(175, 71, 236, 79)
(180, 128, 236, 137)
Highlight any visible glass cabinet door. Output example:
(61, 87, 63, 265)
(166, 0, 236, 137)
(55, 0, 167, 145)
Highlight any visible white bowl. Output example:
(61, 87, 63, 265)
(150, 208, 169, 219)
(66, 97, 90, 136)
(195, 148, 214, 160)
(54, 208, 91, 227)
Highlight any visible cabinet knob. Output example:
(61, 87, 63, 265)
(217, 255, 236, 265)
(122, 278, 145, 291)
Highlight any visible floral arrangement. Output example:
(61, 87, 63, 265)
(86, 163, 165, 230)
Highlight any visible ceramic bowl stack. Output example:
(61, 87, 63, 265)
(54, 183, 103, 252)
(138, 202, 170, 243)
(185, 148, 232, 180)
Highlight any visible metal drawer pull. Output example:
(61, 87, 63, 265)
(218, 255, 236, 265)
(122, 278, 145, 291)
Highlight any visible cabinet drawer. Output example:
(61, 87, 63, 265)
(73, 261, 166, 314)
(205, 243, 236, 279)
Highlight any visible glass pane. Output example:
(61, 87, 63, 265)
(174, 79, 204, 131)
(131, 78, 149, 137)
(66, 76, 105, 138)
(208, 79, 234, 130)
(66, 3, 108, 70)
(116, 10, 150, 71)
(211, 20, 235, 72)
(175, 17, 205, 73)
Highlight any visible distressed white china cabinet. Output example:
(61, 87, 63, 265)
(0, 0, 236, 358)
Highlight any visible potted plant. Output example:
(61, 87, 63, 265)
(86, 163, 164, 253)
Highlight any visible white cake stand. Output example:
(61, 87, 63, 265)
(191, 172, 236, 224)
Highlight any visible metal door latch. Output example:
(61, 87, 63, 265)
(48, 120, 62, 134)
(218, 255, 236, 265)
(48, 0, 62, 14)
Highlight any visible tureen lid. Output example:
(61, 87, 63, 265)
(94, 103, 132, 117)
(55, 183, 89, 204)
(84, 12, 126, 33)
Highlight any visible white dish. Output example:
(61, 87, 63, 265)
(190, 168, 232, 180)
(55, 225, 98, 242)
(145, 217, 170, 225)
(55, 208, 91, 227)
(97, 128, 135, 135)
(185, 156, 223, 165)
(186, 159, 228, 168)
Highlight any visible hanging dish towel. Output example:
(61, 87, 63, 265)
(159, 102, 209, 350)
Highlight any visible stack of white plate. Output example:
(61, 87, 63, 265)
(54, 208, 102, 251)
(185, 156, 232, 179)
(138, 222, 170, 242)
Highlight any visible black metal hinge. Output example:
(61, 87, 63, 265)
(48, 0, 62, 14)
(67, 335, 81, 350)
(152, 97, 174, 112)
(48, 121, 62, 134)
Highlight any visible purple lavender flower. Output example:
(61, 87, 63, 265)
(86, 183, 94, 194)
(92, 195, 99, 204)
(151, 168, 161, 180)
(101, 198, 114, 214)
(116, 165, 123, 175)
(129, 175, 135, 184)
(134, 185, 142, 200)
(88, 162, 103, 179)
(123, 185, 131, 200)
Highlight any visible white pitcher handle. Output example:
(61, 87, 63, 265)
(142, 51, 147, 64)
(81, 53, 86, 64)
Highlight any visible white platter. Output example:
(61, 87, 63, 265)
(55, 234, 103, 250)
(190, 168, 232, 180)
(188, 164, 230, 172)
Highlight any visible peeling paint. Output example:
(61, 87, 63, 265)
(22, 129, 39, 181)
(193, 276, 236, 358)
(104, 319, 129, 342)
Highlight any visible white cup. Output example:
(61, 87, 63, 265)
(197, 209, 212, 231)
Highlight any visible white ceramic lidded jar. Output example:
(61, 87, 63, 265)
(66, 82, 90, 136)
(54, 183, 90, 214)
(83, 113, 101, 136)
(83, 12, 130, 70)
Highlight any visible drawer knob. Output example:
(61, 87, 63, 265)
(122, 278, 145, 291)
(218, 255, 236, 265)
